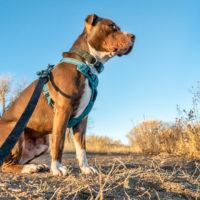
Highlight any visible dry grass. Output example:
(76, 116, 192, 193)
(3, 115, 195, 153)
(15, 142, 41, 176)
(1, 80, 200, 199)
(0, 153, 200, 199)
(64, 134, 137, 154)
(64, 118, 200, 159)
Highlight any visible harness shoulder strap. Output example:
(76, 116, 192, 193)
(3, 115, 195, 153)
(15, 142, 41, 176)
(42, 58, 100, 128)
(61, 58, 85, 66)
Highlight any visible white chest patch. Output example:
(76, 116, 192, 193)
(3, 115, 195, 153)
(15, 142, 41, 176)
(74, 79, 92, 118)
(88, 43, 115, 64)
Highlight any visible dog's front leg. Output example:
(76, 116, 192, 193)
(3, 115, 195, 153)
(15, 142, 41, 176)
(51, 104, 71, 176)
(73, 117, 98, 174)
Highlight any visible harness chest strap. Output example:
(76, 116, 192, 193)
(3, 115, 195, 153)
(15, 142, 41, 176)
(41, 58, 100, 128)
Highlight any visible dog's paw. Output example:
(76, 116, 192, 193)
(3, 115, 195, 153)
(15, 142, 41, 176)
(81, 166, 98, 175)
(37, 164, 49, 172)
(51, 161, 69, 176)
(21, 164, 49, 174)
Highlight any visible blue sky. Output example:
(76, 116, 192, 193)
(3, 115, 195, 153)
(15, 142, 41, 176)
(0, 0, 200, 144)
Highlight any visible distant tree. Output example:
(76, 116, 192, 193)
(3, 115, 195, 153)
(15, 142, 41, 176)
(10, 78, 28, 103)
(0, 74, 13, 115)
(0, 74, 28, 117)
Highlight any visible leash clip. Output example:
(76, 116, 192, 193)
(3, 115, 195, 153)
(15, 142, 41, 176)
(90, 58, 104, 74)
(91, 57, 98, 66)
(40, 70, 49, 78)
(36, 64, 54, 79)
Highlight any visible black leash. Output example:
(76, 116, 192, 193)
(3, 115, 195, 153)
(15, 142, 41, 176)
(0, 47, 103, 167)
(0, 65, 52, 167)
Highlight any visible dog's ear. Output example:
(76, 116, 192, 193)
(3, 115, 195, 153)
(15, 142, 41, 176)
(85, 14, 99, 33)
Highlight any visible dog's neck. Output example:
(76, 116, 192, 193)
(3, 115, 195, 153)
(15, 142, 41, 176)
(69, 35, 106, 74)
(72, 33, 114, 65)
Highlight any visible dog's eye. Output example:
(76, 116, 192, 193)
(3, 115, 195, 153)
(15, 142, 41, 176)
(108, 24, 118, 32)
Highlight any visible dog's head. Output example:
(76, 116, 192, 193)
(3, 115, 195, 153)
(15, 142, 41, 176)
(84, 14, 135, 62)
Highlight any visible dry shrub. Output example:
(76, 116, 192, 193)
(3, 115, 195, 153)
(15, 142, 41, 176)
(87, 135, 112, 152)
(64, 133, 131, 153)
(86, 135, 131, 153)
(175, 82, 200, 158)
(127, 118, 200, 158)
(159, 123, 183, 154)
(63, 118, 200, 157)
(127, 120, 170, 155)
(174, 118, 200, 158)
(126, 82, 200, 158)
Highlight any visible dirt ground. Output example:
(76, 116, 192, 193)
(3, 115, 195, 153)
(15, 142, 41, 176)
(0, 153, 200, 200)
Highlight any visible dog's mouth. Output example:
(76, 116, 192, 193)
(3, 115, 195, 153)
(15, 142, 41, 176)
(116, 44, 134, 57)
(116, 33, 135, 56)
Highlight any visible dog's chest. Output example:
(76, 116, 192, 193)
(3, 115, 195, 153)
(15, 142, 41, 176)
(74, 79, 92, 118)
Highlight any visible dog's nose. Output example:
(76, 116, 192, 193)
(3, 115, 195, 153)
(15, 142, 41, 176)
(128, 34, 135, 41)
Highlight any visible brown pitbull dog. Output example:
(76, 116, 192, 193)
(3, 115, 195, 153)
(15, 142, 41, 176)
(0, 14, 135, 175)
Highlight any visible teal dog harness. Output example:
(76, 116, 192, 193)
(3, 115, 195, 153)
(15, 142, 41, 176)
(37, 57, 103, 128)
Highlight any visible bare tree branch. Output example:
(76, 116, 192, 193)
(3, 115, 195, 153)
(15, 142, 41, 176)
(0, 74, 13, 115)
